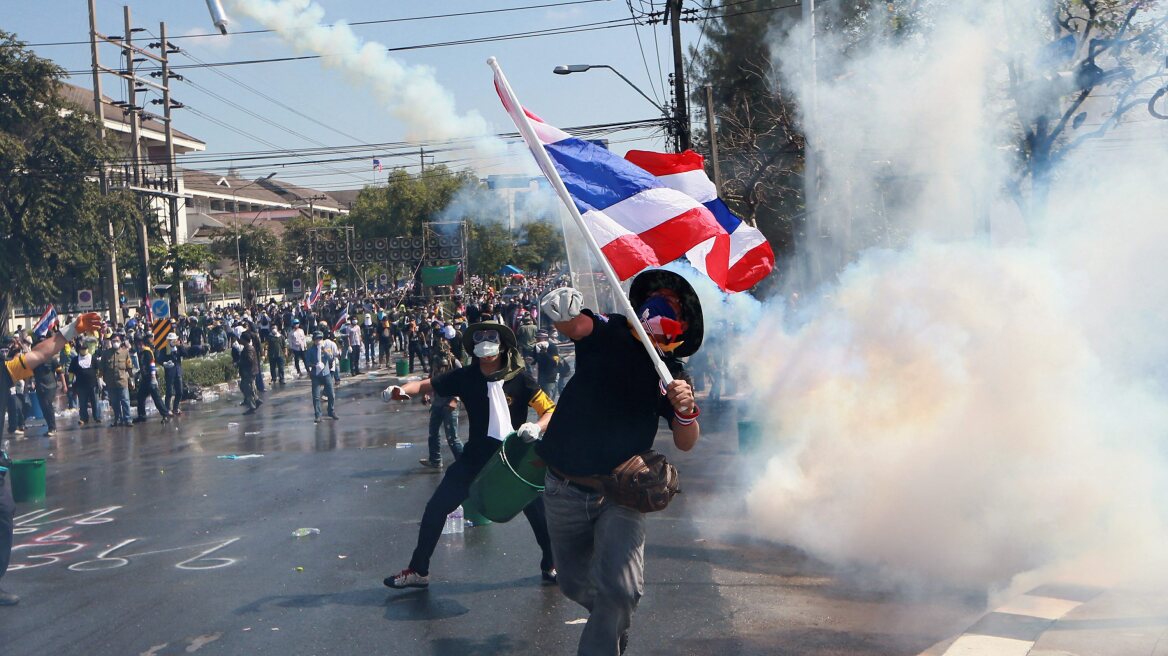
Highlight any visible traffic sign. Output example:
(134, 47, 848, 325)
(151, 298, 171, 320)
(152, 319, 172, 351)
(292, 278, 303, 291)
(379, 273, 388, 283)
(77, 289, 94, 310)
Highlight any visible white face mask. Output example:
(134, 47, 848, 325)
(474, 341, 500, 358)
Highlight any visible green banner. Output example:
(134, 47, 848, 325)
(421, 264, 460, 286)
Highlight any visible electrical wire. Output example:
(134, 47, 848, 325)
(14, 0, 613, 47)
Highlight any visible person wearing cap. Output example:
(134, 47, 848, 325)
(0, 312, 103, 606)
(133, 335, 172, 424)
(531, 329, 561, 400)
(158, 332, 188, 417)
(536, 269, 702, 655)
(381, 321, 558, 590)
(288, 318, 307, 377)
(304, 330, 338, 423)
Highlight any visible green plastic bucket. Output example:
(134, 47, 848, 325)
(340, 357, 351, 373)
(10, 458, 46, 503)
(395, 359, 409, 376)
(467, 433, 546, 523)
(461, 499, 493, 527)
(737, 420, 763, 452)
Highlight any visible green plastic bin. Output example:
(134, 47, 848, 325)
(461, 499, 493, 527)
(395, 359, 409, 376)
(737, 420, 763, 452)
(340, 357, 351, 373)
(466, 433, 546, 523)
(10, 458, 46, 503)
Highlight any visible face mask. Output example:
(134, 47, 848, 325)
(474, 341, 500, 358)
(112, 341, 121, 349)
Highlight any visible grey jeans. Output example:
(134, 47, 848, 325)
(543, 471, 645, 656)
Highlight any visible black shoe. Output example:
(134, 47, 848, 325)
(327, 413, 339, 421)
(418, 459, 442, 470)
(541, 568, 558, 585)
(132, 417, 146, 424)
(0, 588, 19, 606)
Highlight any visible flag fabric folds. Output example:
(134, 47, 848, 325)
(332, 305, 349, 332)
(33, 305, 58, 337)
(625, 150, 775, 293)
(373, 158, 382, 172)
(493, 78, 723, 281)
(304, 279, 324, 310)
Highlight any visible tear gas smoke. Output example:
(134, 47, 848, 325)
(225, 0, 514, 158)
(733, 0, 1168, 593)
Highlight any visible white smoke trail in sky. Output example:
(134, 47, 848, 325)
(224, 0, 511, 157)
(731, 0, 1168, 593)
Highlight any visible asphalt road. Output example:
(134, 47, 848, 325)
(1, 365, 1161, 655)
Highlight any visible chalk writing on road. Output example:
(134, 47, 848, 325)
(9, 505, 241, 572)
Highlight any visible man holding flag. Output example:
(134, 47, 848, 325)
(489, 58, 771, 654)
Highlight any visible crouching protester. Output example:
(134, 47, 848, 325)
(381, 321, 558, 589)
(536, 270, 702, 656)
(0, 312, 104, 606)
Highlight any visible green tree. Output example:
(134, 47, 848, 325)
(0, 30, 128, 329)
(343, 165, 480, 239)
(690, 0, 807, 269)
(467, 222, 513, 277)
(211, 224, 281, 301)
(513, 219, 566, 275)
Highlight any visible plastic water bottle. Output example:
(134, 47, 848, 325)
(442, 506, 465, 535)
(291, 528, 320, 538)
(98, 399, 111, 418)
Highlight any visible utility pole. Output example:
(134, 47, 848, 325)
(157, 21, 186, 315)
(704, 84, 723, 195)
(419, 147, 425, 173)
(802, 0, 819, 238)
(668, 0, 690, 152)
(88, 0, 121, 324)
(123, 5, 152, 302)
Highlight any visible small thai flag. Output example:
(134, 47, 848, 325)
(33, 305, 59, 337)
(373, 158, 382, 172)
(303, 279, 324, 311)
(332, 305, 349, 333)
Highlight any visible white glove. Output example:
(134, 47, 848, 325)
(540, 287, 583, 323)
(517, 422, 542, 443)
(381, 385, 409, 402)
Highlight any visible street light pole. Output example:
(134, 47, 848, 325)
(553, 64, 677, 147)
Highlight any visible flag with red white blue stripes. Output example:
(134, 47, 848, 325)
(493, 78, 722, 281)
(33, 305, 58, 337)
(304, 279, 324, 310)
(624, 150, 774, 292)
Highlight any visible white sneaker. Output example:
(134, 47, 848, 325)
(384, 568, 429, 589)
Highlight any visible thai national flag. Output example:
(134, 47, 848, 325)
(332, 305, 349, 333)
(625, 150, 775, 292)
(494, 77, 722, 281)
(304, 279, 324, 310)
(33, 305, 58, 337)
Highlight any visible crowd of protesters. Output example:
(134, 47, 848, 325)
(2, 272, 576, 437)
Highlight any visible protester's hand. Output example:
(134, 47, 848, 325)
(61, 312, 103, 341)
(540, 288, 582, 323)
(665, 379, 695, 415)
(382, 385, 409, 402)
(517, 422, 542, 443)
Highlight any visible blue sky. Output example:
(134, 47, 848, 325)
(7, 0, 709, 192)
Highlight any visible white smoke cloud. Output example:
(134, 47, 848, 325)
(730, 0, 1168, 594)
(224, 0, 497, 146)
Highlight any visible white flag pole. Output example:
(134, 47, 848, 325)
(488, 57, 674, 386)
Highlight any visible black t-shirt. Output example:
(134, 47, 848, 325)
(431, 364, 546, 466)
(537, 311, 680, 476)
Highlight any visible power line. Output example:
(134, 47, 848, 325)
(14, 0, 613, 47)
(61, 17, 639, 76)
